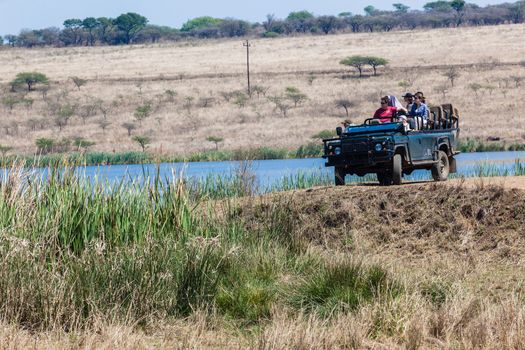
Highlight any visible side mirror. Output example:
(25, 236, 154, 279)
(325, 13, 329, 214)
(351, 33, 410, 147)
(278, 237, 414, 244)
(336, 127, 343, 136)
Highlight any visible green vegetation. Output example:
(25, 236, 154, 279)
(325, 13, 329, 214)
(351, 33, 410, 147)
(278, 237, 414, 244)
(0, 166, 399, 331)
(340, 55, 389, 77)
(131, 135, 151, 152)
(206, 136, 224, 150)
(4, 2, 524, 48)
(2, 137, 525, 167)
(457, 138, 525, 152)
(10, 72, 49, 91)
(181, 16, 223, 32)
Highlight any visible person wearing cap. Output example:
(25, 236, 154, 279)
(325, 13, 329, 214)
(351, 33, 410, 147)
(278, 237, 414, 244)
(341, 119, 354, 132)
(402, 93, 414, 111)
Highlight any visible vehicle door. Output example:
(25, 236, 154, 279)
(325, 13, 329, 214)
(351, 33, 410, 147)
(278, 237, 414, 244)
(419, 133, 439, 161)
(407, 131, 428, 161)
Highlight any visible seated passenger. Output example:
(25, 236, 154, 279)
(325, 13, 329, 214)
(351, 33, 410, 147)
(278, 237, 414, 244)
(408, 94, 429, 130)
(341, 119, 353, 132)
(402, 93, 414, 111)
(373, 96, 407, 123)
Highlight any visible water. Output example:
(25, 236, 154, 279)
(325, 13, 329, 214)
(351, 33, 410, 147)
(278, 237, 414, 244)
(39, 150, 525, 188)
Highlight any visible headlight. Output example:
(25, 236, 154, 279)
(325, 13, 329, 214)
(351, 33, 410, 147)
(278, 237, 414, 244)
(334, 147, 341, 155)
(374, 143, 383, 152)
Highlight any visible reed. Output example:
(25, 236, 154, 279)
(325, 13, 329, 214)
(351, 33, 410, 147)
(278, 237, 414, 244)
(0, 165, 397, 332)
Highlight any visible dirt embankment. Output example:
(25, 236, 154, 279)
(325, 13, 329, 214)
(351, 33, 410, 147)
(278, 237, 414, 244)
(237, 177, 525, 262)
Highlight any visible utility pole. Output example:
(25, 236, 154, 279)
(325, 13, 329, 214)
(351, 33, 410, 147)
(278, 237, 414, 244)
(243, 40, 251, 96)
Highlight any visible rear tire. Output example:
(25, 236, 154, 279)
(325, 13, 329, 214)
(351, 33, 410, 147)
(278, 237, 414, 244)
(432, 150, 450, 181)
(335, 167, 346, 186)
(392, 154, 402, 185)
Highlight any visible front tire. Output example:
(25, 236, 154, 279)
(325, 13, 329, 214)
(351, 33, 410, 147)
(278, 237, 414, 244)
(392, 154, 402, 185)
(335, 167, 346, 186)
(431, 150, 450, 181)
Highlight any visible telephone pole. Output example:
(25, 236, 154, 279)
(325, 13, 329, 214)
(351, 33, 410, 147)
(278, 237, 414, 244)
(243, 40, 251, 96)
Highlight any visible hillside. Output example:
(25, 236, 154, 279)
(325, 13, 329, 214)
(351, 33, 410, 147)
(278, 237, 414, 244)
(0, 23, 524, 156)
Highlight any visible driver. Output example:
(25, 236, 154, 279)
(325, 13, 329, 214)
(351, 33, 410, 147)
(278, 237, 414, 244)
(373, 96, 407, 123)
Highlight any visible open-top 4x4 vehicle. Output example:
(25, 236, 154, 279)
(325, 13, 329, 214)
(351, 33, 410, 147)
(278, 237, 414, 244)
(323, 104, 460, 186)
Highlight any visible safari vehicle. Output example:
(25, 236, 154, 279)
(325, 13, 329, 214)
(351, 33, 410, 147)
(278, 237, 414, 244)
(322, 104, 460, 186)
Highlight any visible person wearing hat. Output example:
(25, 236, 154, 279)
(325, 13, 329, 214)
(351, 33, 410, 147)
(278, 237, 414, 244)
(341, 119, 354, 132)
(402, 93, 414, 111)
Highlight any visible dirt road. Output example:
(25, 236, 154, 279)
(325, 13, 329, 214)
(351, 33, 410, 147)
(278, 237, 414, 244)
(342, 176, 525, 191)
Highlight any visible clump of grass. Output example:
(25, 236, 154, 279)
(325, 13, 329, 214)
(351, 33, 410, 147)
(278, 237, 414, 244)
(287, 258, 401, 317)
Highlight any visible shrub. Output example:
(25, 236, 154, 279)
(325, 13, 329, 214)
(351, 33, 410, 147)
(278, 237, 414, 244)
(312, 130, 336, 139)
(35, 137, 54, 154)
(134, 102, 153, 124)
(262, 31, 279, 38)
(285, 86, 307, 107)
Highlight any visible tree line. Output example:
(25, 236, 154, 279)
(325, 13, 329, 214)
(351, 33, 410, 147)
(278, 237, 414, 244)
(0, 1, 524, 47)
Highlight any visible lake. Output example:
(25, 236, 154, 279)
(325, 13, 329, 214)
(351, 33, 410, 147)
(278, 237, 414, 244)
(35, 150, 525, 188)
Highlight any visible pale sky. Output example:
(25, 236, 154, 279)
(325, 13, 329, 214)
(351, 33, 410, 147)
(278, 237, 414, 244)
(0, 0, 512, 35)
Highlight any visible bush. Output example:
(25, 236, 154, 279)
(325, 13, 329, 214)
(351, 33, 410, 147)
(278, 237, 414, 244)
(262, 31, 279, 38)
(35, 137, 54, 154)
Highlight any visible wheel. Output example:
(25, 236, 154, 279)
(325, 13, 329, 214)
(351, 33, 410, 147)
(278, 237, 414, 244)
(392, 154, 402, 185)
(335, 167, 346, 186)
(431, 150, 450, 181)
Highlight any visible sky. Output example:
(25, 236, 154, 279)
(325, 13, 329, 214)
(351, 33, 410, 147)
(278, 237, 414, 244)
(0, 0, 512, 35)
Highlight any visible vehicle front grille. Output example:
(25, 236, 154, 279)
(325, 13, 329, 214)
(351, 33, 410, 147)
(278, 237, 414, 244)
(342, 138, 369, 154)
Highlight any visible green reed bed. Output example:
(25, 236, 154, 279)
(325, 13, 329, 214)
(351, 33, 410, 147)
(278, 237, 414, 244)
(0, 167, 399, 332)
(0, 143, 324, 167)
(457, 138, 525, 153)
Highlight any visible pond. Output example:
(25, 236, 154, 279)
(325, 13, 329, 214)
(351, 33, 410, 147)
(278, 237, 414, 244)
(39, 150, 525, 188)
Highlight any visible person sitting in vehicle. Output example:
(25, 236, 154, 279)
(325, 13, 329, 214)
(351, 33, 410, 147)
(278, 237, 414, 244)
(373, 96, 407, 123)
(403, 93, 414, 111)
(408, 93, 429, 130)
(341, 119, 355, 131)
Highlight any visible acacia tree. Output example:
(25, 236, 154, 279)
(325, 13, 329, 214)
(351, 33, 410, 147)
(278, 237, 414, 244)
(335, 98, 354, 117)
(206, 136, 224, 150)
(71, 76, 87, 90)
(366, 56, 389, 76)
(11, 72, 49, 91)
(443, 67, 460, 87)
(340, 56, 368, 77)
(132, 135, 151, 152)
(122, 122, 136, 136)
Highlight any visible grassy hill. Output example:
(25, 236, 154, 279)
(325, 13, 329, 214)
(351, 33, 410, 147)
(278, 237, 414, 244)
(0, 23, 524, 157)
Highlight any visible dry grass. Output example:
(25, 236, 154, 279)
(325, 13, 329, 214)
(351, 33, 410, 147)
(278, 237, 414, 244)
(2, 179, 525, 348)
(0, 24, 524, 155)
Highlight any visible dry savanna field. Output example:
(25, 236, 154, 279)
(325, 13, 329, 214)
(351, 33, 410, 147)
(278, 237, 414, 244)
(1, 24, 525, 155)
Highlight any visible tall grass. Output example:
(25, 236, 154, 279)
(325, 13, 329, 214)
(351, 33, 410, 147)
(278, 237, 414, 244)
(0, 166, 398, 332)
